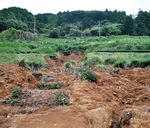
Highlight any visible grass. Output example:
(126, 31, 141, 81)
(0, 53, 46, 65)
(0, 35, 150, 66)
(83, 52, 150, 68)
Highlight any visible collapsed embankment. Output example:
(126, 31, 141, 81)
(0, 52, 150, 128)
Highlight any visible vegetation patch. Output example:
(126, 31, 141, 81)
(1, 87, 69, 107)
(105, 58, 117, 65)
(18, 59, 43, 71)
(55, 90, 69, 105)
(83, 55, 102, 67)
(37, 81, 61, 90)
(5, 87, 24, 106)
(114, 60, 127, 68)
(81, 68, 97, 82)
(64, 60, 77, 68)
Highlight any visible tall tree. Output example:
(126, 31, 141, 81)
(135, 10, 150, 35)
(122, 15, 135, 35)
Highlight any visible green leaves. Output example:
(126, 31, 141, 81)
(37, 81, 61, 90)
(81, 69, 97, 82)
(7, 87, 23, 105)
(64, 60, 77, 68)
(55, 91, 69, 105)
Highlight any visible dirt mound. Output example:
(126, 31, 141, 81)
(0, 53, 150, 128)
(0, 64, 40, 93)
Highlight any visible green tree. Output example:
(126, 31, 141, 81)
(90, 27, 99, 36)
(135, 10, 150, 36)
(122, 16, 135, 35)
(49, 28, 59, 38)
(69, 28, 81, 37)
(101, 23, 122, 36)
(136, 22, 148, 36)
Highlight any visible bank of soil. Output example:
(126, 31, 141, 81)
(0, 52, 150, 128)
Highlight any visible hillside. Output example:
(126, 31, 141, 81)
(0, 7, 34, 32)
(0, 7, 150, 36)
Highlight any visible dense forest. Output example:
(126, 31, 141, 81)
(0, 7, 150, 38)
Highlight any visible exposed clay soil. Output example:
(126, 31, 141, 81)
(0, 52, 150, 128)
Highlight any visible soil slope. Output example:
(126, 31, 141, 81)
(0, 53, 150, 128)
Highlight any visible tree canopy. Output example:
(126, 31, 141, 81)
(0, 7, 150, 37)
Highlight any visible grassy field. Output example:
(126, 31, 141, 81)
(83, 52, 150, 68)
(0, 35, 150, 67)
(0, 53, 46, 65)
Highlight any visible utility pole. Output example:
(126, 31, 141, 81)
(34, 16, 36, 34)
(98, 20, 101, 37)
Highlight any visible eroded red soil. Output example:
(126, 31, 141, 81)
(0, 53, 150, 128)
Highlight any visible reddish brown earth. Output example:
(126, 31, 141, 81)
(0, 53, 150, 128)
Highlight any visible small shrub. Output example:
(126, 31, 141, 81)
(18, 59, 26, 68)
(139, 59, 150, 68)
(105, 58, 116, 65)
(64, 60, 77, 68)
(98, 64, 106, 69)
(37, 81, 61, 90)
(114, 60, 127, 68)
(47, 81, 61, 89)
(55, 91, 69, 105)
(84, 56, 102, 67)
(7, 87, 23, 105)
(28, 44, 38, 49)
(37, 83, 47, 90)
(130, 60, 140, 67)
(28, 62, 42, 71)
(81, 69, 97, 82)
(18, 59, 42, 71)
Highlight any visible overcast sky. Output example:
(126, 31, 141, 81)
(0, 0, 149, 15)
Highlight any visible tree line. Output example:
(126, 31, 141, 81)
(0, 7, 150, 38)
